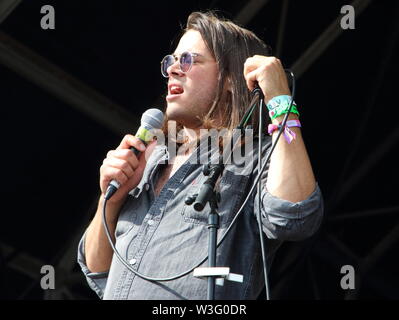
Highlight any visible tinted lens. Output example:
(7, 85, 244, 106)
(161, 55, 174, 77)
(180, 52, 193, 73)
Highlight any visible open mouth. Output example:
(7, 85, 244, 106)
(168, 84, 184, 95)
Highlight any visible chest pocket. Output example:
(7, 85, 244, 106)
(181, 169, 250, 227)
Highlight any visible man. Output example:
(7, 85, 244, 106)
(78, 11, 323, 300)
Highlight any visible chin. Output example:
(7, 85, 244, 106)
(166, 106, 201, 129)
(165, 104, 183, 121)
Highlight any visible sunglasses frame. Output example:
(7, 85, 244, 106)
(160, 51, 199, 78)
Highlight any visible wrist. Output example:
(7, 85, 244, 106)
(268, 118, 302, 144)
(271, 113, 299, 125)
(267, 95, 299, 120)
(98, 193, 125, 224)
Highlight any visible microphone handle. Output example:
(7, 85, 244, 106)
(130, 145, 141, 156)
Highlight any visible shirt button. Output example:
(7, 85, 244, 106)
(147, 219, 154, 226)
(129, 258, 137, 265)
(145, 183, 150, 191)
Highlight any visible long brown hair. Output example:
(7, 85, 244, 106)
(187, 11, 271, 132)
(162, 11, 272, 148)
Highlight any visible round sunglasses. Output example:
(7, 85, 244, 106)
(160, 51, 199, 78)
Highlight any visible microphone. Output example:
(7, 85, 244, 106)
(104, 108, 164, 200)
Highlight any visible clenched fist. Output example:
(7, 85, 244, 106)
(243, 55, 291, 104)
(99, 135, 157, 204)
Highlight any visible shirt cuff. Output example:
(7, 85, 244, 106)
(77, 230, 109, 299)
(258, 183, 324, 240)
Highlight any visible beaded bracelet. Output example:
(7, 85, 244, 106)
(268, 119, 301, 144)
(267, 95, 300, 120)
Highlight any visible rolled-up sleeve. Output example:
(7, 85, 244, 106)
(254, 183, 324, 241)
(77, 230, 108, 299)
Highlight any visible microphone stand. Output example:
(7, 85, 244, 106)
(186, 87, 263, 300)
(185, 162, 223, 300)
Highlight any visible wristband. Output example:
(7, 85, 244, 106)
(267, 95, 300, 120)
(268, 119, 301, 144)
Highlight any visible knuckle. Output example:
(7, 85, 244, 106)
(131, 136, 140, 143)
(115, 148, 129, 159)
(100, 160, 108, 169)
(121, 161, 131, 172)
(107, 150, 116, 159)
(244, 58, 252, 66)
(119, 134, 134, 148)
(130, 136, 141, 145)
(130, 159, 139, 170)
(117, 171, 127, 183)
(124, 134, 132, 141)
(122, 148, 133, 158)
(107, 166, 119, 177)
(102, 169, 111, 180)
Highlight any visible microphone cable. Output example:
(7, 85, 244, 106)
(101, 69, 296, 284)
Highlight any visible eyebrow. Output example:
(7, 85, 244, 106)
(173, 52, 204, 58)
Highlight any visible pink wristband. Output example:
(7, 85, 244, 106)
(267, 119, 301, 144)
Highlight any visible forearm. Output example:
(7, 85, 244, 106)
(266, 114, 316, 203)
(84, 195, 124, 273)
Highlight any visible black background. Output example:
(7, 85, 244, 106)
(0, 0, 398, 300)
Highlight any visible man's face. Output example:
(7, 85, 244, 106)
(165, 30, 219, 129)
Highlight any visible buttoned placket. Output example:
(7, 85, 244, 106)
(117, 154, 194, 299)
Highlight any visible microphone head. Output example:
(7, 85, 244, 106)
(141, 108, 164, 130)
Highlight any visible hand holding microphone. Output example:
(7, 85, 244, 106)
(100, 109, 164, 202)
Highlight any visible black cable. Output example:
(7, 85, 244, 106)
(102, 69, 296, 283)
(255, 91, 271, 300)
(252, 71, 296, 300)
(252, 69, 296, 300)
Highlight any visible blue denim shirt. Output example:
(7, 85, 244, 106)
(77, 135, 324, 299)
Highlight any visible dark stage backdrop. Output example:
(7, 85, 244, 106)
(0, 0, 398, 300)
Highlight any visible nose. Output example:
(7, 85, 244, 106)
(167, 58, 184, 77)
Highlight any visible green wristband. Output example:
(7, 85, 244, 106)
(267, 95, 300, 120)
